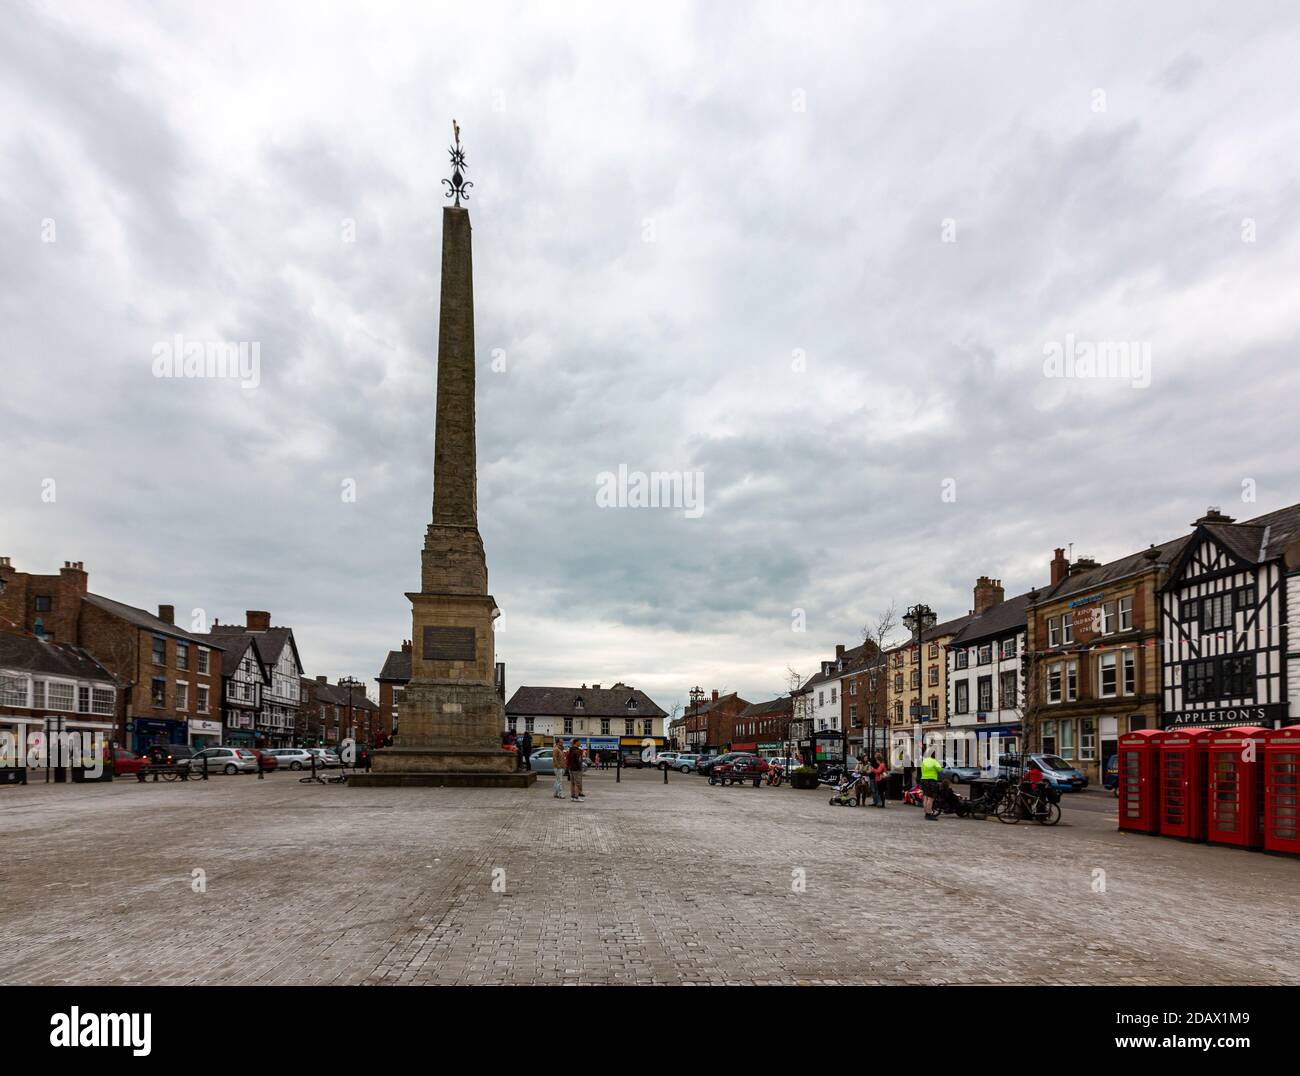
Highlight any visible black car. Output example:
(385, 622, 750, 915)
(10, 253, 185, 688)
(144, 744, 197, 767)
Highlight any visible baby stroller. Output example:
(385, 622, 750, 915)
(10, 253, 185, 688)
(902, 783, 924, 807)
(828, 771, 865, 806)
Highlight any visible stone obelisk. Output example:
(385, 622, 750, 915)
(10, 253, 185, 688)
(355, 124, 533, 788)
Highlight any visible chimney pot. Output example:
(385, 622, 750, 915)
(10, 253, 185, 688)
(401, 640, 412, 653)
(1050, 548, 1070, 586)
(711, 689, 719, 702)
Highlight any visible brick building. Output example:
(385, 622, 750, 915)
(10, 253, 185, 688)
(0, 632, 119, 763)
(0, 557, 223, 752)
(840, 649, 888, 758)
(300, 675, 380, 747)
(727, 695, 794, 756)
(375, 641, 412, 747)
(683, 688, 750, 752)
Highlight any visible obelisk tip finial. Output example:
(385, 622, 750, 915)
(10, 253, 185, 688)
(443, 119, 473, 208)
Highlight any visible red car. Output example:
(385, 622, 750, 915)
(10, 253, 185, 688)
(707, 754, 769, 786)
(111, 749, 148, 777)
(249, 748, 278, 772)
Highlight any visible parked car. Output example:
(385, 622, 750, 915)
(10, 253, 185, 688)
(249, 748, 278, 772)
(144, 744, 197, 768)
(696, 752, 741, 776)
(266, 748, 315, 771)
(655, 752, 679, 768)
(1029, 753, 1089, 791)
(940, 764, 983, 784)
(188, 747, 259, 775)
(672, 753, 704, 773)
(529, 748, 590, 774)
(306, 748, 341, 768)
(707, 754, 769, 785)
(111, 749, 148, 777)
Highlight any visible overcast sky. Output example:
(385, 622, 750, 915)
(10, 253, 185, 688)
(2, 1, 1299, 714)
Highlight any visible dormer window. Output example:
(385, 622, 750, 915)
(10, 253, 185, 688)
(625, 698, 638, 710)
(573, 697, 584, 710)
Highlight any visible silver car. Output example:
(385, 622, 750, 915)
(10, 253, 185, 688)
(266, 748, 315, 771)
(188, 747, 259, 775)
(671, 752, 704, 773)
(529, 748, 590, 774)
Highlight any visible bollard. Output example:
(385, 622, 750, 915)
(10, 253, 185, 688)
(152, 766, 160, 783)
(257, 752, 264, 780)
(662, 759, 668, 785)
(203, 755, 209, 780)
(616, 754, 621, 783)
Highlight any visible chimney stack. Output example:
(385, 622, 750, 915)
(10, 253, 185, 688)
(401, 640, 412, 653)
(59, 560, 89, 595)
(316, 675, 328, 684)
(1196, 506, 1236, 525)
(1070, 555, 1100, 574)
(246, 610, 271, 631)
(1050, 548, 1069, 586)
(835, 644, 845, 659)
(711, 689, 719, 702)
(157, 604, 175, 624)
(973, 576, 1005, 616)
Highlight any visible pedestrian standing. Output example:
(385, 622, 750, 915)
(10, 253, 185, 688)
(551, 739, 565, 799)
(854, 754, 871, 806)
(566, 739, 585, 801)
(871, 753, 887, 808)
(920, 748, 942, 819)
(521, 730, 533, 771)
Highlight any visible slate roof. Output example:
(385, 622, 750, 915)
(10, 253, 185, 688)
(736, 696, 794, 720)
(949, 591, 1033, 645)
(796, 642, 883, 693)
(83, 593, 226, 648)
(209, 624, 296, 668)
(0, 632, 119, 683)
(208, 634, 270, 680)
(507, 684, 669, 719)
(377, 649, 412, 682)
(1209, 502, 1300, 563)
(1031, 536, 1188, 606)
(301, 677, 378, 711)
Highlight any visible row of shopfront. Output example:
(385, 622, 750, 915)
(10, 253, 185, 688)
(518, 733, 669, 765)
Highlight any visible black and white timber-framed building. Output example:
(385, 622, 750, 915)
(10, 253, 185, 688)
(1160, 504, 1300, 729)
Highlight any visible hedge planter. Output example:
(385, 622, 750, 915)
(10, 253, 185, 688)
(790, 770, 820, 790)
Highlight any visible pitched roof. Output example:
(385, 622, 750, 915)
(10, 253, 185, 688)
(0, 632, 119, 683)
(300, 677, 378, 711)
(796, 642, 884, 693)
(208, 624, 300, 672)
(83, 593, 226, 648)
(377, 649, 411, 682)
(199, 632, 270, 680)
(949, 591, 1033, 645)
(736, 696, 794, 720)
(1031, 536, 1189, 605)
(684, 691, 746, 715)
(506, 684, 669, 719)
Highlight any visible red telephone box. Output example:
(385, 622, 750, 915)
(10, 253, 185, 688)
(1155, 728, 1212, 841)
(1117, 729, 1162, 834)
(1206, 726, 1267, 850)
(1263, 726, 1300, 856)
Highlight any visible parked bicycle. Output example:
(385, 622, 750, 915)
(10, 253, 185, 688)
(996, 781, 1061, 825)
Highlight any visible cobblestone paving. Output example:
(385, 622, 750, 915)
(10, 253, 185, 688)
(2, 768, 1297, 985)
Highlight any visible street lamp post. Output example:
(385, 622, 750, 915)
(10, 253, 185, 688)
(338, 677, 363, 749)
(902, 603, 937, 785)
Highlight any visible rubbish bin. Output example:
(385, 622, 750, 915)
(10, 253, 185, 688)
(886, 772, 905, 801)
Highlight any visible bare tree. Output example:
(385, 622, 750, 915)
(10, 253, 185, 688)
(861, 600, 900, 656)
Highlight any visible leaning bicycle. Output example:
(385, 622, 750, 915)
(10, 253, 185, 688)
(996, 782, 1061, 826)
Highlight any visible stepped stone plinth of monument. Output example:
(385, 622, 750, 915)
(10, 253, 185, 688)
(351, 128, 534, 789)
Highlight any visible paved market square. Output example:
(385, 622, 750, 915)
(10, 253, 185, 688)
(2, 768, 1297, 985)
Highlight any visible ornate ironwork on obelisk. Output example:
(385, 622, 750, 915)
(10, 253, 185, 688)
(355, 125, 533, 788)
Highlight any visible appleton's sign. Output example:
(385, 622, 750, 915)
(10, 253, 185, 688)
(1164, 704, 1285, 728)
